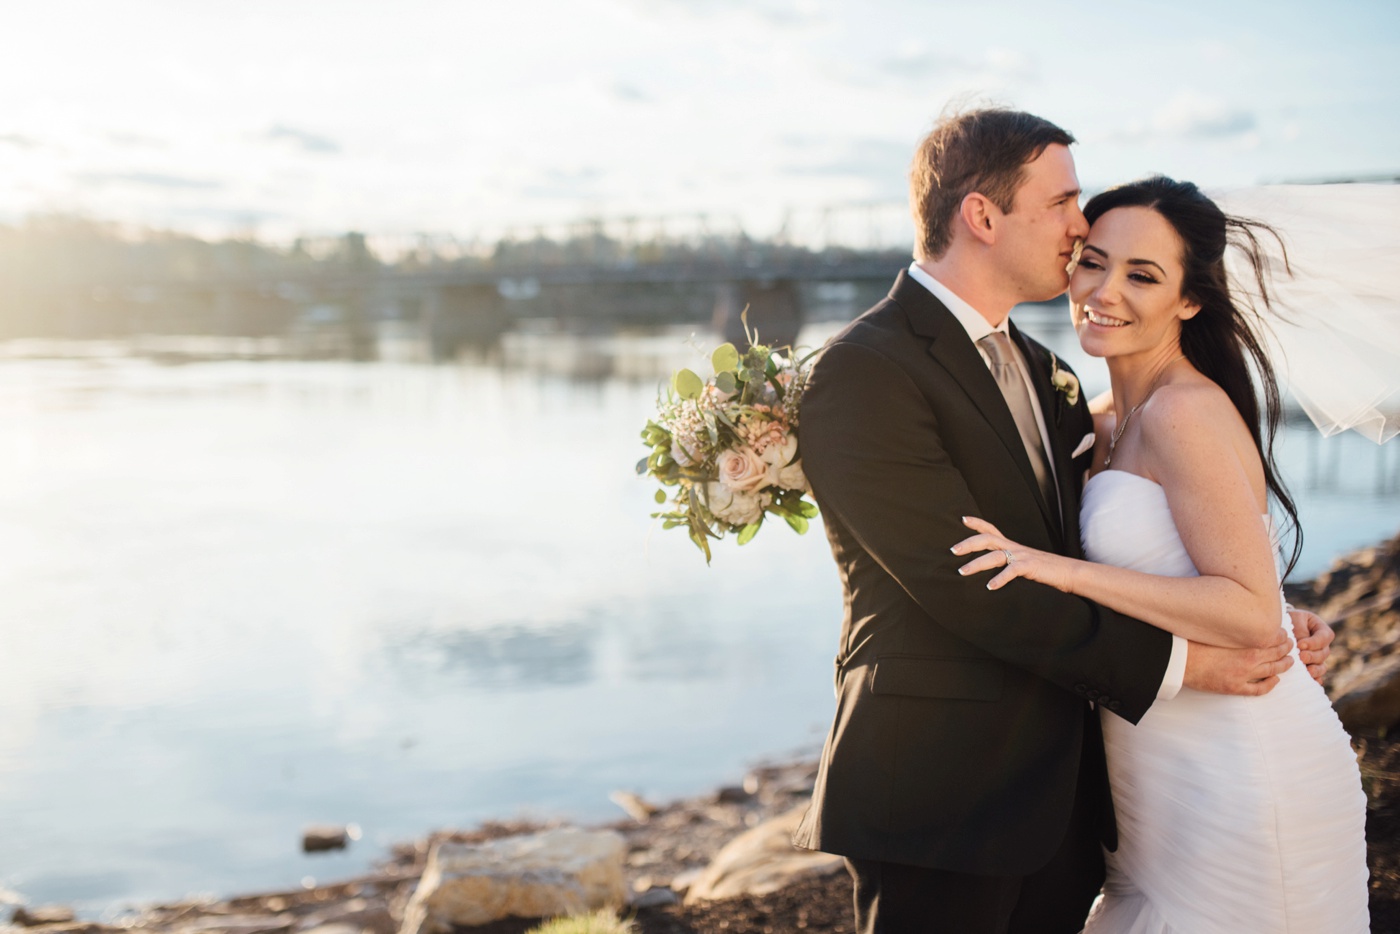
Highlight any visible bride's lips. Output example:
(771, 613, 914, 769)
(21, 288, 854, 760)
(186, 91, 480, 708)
(1083, 308, 1129, 329)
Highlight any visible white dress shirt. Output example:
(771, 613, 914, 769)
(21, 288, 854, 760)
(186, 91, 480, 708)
(907, 262, 1186, 702)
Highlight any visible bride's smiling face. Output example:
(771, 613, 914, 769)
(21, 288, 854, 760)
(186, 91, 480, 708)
(1069, 205, 1201, 360)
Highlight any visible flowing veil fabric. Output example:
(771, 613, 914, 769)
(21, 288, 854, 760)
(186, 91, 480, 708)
(1211, 183, 1400, 443)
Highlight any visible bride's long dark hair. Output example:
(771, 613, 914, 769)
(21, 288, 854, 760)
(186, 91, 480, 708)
(1083, 176, 1303, 577)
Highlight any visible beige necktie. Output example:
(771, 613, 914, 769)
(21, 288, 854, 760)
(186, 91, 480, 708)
(978, 332, 1057, 512)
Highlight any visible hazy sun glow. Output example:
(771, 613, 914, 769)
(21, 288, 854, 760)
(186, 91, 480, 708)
(1, 0, 1396, 240)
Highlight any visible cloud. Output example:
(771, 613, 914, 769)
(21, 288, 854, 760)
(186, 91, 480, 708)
(519, 166, 608, 200)
(1101, 92, 1259, 144)
(265, 124, 341, 154)
(0, 133, 40, 149)
(875, 46, 1037, 89)
(1155, 93, 1256, 138)
(611, 81, 651, 104)
(106, 132, 168, 149)
(74, 171, 225, 191)
(627, 0, 826, 29)
(780, 136, 912, 199)
(784, 136, 909, 178)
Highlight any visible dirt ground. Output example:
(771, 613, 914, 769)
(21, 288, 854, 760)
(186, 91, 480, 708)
(458, 732, 1400, 934)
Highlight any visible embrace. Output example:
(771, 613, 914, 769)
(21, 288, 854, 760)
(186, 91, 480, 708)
(791, 109, 1371, 933)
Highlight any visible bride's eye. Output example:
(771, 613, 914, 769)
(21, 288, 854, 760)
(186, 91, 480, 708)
(1076, 256, 1104, 270)
(1129, 271, 1161, 284)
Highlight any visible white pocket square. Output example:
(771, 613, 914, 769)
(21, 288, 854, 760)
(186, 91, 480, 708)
(1071, 433, 1096, 459)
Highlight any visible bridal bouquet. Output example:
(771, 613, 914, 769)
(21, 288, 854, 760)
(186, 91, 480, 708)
(638, 325, 819, 563)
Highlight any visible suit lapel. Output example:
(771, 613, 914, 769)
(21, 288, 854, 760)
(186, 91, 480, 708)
(893, 273, 1062, 540)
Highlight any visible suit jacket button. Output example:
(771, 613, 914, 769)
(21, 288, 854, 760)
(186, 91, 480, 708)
(1107, 700, 1123, 711)
(1074, 683, 1088, 695)
(1087, 689, 1101, 701)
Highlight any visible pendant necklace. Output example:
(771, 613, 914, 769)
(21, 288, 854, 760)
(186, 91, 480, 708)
(1105, 355, 1185, 469)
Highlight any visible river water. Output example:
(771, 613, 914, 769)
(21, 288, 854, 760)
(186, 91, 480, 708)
(0, 315, 1395, 914)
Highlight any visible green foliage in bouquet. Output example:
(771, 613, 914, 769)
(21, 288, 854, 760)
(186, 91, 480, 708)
(636, 313, 820, 563)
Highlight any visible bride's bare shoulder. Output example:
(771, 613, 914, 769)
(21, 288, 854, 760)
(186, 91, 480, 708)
(1141, 378, 1240, 434)
(1139, 379, 1261, 481)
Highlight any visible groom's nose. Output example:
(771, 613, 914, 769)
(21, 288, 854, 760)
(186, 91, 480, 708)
(1068, 203, 1089, 240)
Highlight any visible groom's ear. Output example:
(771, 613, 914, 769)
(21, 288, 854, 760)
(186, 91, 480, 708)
(959, 192, 999, 246)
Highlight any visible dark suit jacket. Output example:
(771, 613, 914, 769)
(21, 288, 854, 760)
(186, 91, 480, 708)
(791, 271, 1173, 876)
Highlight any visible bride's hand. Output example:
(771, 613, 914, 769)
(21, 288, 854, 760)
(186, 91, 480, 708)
(952, 517, 1078, 592)
(1289, 608, 1333, 684)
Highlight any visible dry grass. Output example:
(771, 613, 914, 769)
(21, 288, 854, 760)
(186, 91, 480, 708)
(525, 911, 634, 934)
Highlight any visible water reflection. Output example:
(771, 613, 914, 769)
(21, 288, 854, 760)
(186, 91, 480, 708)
(386, 622, 599, 689)
(0, 321, 1393, 913)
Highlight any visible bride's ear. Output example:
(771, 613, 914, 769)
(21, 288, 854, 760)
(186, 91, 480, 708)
(1178, 295, 1203, 321)
(960, 193, 999, 246)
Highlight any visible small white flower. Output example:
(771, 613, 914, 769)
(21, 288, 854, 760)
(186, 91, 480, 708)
(671, 438, 699, 467)
(1065, 238, 1085, 276)
(1050, 355, 1081, 406)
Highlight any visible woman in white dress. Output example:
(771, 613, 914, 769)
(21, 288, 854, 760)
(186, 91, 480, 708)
(951, 176, 1371, 933)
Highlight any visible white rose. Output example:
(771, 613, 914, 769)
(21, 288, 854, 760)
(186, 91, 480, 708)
(717, 445, 769, 493)
(777, 459, 808, 492)
(705, 481, 734, 515)
(705, 482, 767, 526)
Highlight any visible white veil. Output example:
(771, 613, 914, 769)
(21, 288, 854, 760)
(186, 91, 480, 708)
(1211, 184, 1400, 444)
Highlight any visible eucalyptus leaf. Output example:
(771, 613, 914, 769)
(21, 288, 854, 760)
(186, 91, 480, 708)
(737, 519, 762, 545)
(712, 343, 741, 373)
(715, 371, 737, 395)
(674, 368, 704, 400)
(636, 456, 650, 475)
(689, 524, 712, 563)
(654, 489, 667, 504)
(783, 512, 809, 535)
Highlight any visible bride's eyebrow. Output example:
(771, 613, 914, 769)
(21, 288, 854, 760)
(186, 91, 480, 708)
(1081, 244, 1167, 276)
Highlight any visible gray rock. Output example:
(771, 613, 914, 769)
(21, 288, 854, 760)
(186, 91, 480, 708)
(398, 827, 626, 934)
(1333, 653, 1400, 732)
(302, 826, 359, 853)
(608, 791, 658, 824)
(176, 915, 295, 934)
(714, 786, 751, 805)
(630, 888, 679, 910)
(684, 806, 845, 904)
(294, 899, 395, 934)
(668, 868, 702, 896)
(12, 908, 76, 927)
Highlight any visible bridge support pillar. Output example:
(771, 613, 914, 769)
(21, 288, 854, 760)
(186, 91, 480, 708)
(715, 278, 803, 349)
(427, 284, 511, 357)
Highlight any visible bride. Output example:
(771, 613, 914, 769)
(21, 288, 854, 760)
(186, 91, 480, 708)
(952, 176, 1372, 932)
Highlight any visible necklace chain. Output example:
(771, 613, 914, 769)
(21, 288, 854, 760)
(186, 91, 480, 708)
(1105, 355, 1185, 468)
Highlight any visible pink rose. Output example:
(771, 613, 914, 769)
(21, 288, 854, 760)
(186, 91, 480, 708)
(716, 445, 769, 493)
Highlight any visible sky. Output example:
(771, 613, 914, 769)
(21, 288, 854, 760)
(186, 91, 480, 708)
(0, 0, 1396, 243)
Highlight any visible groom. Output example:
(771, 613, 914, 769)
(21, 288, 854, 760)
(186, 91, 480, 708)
(792, 109, 1317, 933)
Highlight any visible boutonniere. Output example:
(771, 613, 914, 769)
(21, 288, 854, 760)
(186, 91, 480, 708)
(1050, 353, 1080, 407)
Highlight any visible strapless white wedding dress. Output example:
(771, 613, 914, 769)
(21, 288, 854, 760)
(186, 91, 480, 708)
(1078, 469, 1370, 934)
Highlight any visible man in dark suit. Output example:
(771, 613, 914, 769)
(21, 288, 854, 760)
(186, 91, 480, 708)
(791, 109, 1302, 933)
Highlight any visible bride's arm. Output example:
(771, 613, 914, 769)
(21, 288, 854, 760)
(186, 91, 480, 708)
(954, 385, 1284, 649)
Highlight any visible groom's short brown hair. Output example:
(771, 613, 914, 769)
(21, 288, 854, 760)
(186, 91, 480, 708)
(911, 108, 1075, 261)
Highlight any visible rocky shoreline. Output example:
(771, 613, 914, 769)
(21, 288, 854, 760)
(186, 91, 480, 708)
(8, 530, 1400, 934)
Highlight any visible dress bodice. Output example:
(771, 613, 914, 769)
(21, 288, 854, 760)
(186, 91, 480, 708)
(1080, 469, 1200, 578)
